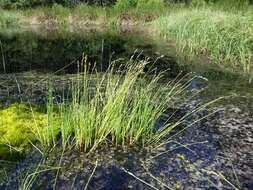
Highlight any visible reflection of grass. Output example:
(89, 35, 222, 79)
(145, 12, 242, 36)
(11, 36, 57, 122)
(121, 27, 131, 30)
(154, 8, 253, 73)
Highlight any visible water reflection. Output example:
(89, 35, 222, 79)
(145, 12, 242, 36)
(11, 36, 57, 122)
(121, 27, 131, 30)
(0, 29, 180, 74)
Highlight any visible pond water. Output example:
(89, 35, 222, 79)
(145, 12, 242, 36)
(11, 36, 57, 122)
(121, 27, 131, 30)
(0, 28, 252, 190)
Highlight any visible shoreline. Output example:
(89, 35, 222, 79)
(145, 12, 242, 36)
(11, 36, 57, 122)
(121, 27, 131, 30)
(1, 5, 252, 80)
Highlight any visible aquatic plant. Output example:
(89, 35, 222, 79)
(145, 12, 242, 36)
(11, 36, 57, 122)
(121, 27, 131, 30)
(17, 161, 60, 190)
(154, 8, 253, 73)
(36, 57, 214, 153)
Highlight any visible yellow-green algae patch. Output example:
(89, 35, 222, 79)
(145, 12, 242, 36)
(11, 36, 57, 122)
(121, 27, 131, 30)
(0, 104, 48, 156)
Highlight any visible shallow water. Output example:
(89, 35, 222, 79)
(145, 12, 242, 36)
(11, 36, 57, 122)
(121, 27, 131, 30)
(0, 28, 252, 190)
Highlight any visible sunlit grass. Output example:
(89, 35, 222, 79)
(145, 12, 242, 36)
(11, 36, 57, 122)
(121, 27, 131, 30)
(0, 56, 217, 155)
(154, 8, 253, 73)
(35, 57, 199, 153)
(20, 2, 166, 28)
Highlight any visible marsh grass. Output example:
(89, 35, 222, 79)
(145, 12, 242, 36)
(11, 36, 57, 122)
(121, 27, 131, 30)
(16, 161, 60, 190)
(33, 56, 206, 153)
(21, 2, 166, 28)
(114, 0, 165, 13)
(154, 8, 253, 73)
(213, 0, 250, 12)
(73, 5, 106, 20)
(31, 91, 59, 149)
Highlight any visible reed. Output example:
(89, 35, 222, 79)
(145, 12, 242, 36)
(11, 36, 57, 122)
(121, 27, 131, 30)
(39, 57, 196, 153)
(154, 8, 253, 73)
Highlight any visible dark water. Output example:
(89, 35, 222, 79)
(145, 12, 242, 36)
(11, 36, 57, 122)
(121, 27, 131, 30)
(0, 28, 253, 190)
(0, 29, 180, 74)
(0, 30, 134, 73)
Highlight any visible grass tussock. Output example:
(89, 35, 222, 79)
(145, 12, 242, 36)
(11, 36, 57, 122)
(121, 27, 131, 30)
(36, 58, 196, 153)
(154, 8, 253, 73)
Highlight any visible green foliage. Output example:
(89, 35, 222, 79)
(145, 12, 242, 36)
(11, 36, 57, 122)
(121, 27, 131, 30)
(0, 0, 49, 9)
(213, 0, 250, 11)
(154, 9, 253, 73)
(73, 4, 105, 20)
(190, 0, 206, 7)
(114, 0, 138, 10)
(37, 4, 71, 26)
(114, 0, 165, 11)
(0, 0, 24, 9)
(34, 89, 60, 148)
(0, 104, 47, 154)
(137, 0, 165, 10)
(46, 4, 70, 18)
(0, 0, 116, 9)
(0, 9, 20, 28)
(43, 58, 190, 152)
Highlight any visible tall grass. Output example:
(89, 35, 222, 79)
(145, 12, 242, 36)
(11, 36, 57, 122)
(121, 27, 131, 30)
(73, 4, 106, 20)
(213, 0, 250, 12)
(114, 0, 165, 11)
(113, 0, 166, 19)
(154, 8, 253, 73)
(22, 1, 165, 28)
(36, 57, 198, 153)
